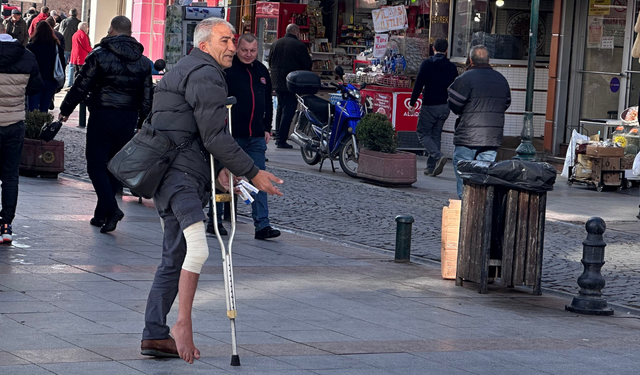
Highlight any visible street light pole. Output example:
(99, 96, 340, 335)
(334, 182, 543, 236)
(515, 0, 540, 161)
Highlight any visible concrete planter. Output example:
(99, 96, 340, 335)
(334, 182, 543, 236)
(20, 138, 64, 178)
(357, 148, 417, 186)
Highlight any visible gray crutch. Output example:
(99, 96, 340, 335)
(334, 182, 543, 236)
(210, 96, 240, 366)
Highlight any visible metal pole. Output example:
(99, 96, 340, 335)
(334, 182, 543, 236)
(394, 215, 414, 263)
(514, 0, 540, 161)
(78, 102, 86, 128)
(81, 0, 89, 22)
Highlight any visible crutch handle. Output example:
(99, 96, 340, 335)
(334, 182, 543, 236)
(215, 193, 232, 203)
(226, 96, 237, 108)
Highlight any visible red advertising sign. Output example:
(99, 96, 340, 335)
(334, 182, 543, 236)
(256, 1, 280, 15)
(361, 89, 394, 122)
(394, 93, 420, 132)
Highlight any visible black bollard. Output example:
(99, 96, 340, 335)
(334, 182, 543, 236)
(78, 102, 86, 128)
(394, 215, 414, 263)
(565, 217, 614, 316)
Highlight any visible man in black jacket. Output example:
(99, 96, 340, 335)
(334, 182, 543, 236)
(447, 45, 511, 199)
(268, 24, 312, 148)
(409, 38, 458, 177)
(221, 33, 280, 240)
(59, 16, 153, 233)
(58, 8, 80, 87)
(139, 18, 283, 364)
(0, 23, 43, 243)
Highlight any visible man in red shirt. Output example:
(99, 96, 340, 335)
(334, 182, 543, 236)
(28, 6, 49, 37)
(69, 22, 91, 80)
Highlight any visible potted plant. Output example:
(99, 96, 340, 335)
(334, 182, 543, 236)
(20, 110, 64, 178)
(355, 113, 417, 185)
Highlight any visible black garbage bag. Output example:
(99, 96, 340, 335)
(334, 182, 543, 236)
(458, 160, 556, 192)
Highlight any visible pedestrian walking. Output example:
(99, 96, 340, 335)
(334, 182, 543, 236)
(28, 6, 49, 37)
(408, 38, 458, 177)
(447, 45, 511, 199)
(217, 33, 280, 240)
(3, 9, 28, 46)
(0, 23, 43, 243)
(268, 23, 312, 149)
(58, 16, 153, 234)
(58, 8, 81, 87)
(69, 22, 91, 75)
(26, 21, 65, 113)
(25, 8, 37, 31)
(46, 17, 65, 53)
(139, 18, 283, 364)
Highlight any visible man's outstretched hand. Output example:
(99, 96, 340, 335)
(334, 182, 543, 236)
(251, 170, 283, 196)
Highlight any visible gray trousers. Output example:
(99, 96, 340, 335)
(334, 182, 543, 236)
(416, 104, 450, 171)
(142, 170, 208, 340)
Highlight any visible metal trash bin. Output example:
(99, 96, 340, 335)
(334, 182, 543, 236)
(455, 160, 556, 294)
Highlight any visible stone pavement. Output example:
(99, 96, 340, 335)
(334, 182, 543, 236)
(3, 176, 640, 374)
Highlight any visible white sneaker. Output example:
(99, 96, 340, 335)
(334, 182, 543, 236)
(1, 224, 12, 243)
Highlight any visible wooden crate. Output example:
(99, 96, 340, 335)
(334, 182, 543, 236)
(591, 157, 621, 185)
(456, 183, 546, 294)
(441, 199, 461, 280)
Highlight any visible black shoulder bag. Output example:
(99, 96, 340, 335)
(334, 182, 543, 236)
(107, 119, 198, 199)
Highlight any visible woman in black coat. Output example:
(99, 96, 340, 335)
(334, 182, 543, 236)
(26, 20, 65, 112)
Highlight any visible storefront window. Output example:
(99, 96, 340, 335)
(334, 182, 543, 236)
(451, 0, 554, 61)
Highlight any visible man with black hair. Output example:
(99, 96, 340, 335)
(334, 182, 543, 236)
(409, 38, 458, 177)
(59, 15, 153, 234)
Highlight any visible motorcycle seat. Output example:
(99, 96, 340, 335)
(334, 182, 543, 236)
(302, 95, 332, 125)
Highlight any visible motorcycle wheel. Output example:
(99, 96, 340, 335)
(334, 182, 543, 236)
(339, 137, 358, 178)
(298, 117, 321, 165)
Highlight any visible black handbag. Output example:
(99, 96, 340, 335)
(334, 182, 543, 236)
(39, 120, 63, 142)
(107, 121, 198, 199)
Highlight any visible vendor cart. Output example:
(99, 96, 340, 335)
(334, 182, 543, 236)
(566, 144, 626, 192)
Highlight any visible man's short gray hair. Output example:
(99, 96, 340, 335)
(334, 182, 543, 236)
(470, 45, 490, 65)
(194, 18, 235, 46)
(78, 22, 89, 32)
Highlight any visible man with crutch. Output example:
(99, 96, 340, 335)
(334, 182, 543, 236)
(140, 18, 283, 364)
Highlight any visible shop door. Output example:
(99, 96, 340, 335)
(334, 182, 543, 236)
(569, 0, 639, 126)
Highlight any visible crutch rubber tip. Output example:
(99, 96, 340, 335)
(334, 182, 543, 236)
(231, 355, 241, 366)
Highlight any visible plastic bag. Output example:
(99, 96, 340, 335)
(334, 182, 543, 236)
(458, 160, 557, 193)
(633, 152, 640, 176)
(562, 130, 590, 178)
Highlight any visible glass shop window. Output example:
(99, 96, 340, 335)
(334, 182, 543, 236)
(451, 0, 554, 61)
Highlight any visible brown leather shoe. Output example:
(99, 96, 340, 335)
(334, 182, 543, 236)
(141, 338, 180, 358)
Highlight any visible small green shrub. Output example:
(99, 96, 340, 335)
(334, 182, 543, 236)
(24, 110, 53, 139)
(355, 113, 397, 154)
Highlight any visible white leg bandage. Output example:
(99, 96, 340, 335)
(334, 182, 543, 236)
(182, 221, 209, 274)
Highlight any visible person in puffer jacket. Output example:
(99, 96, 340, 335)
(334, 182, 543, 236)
(58, 16, 153, 234)
(447, 45, 511, 199)
(0, 23, 43, 243)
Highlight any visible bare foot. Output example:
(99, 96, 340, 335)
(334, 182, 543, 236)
(171, 321, 200, 364)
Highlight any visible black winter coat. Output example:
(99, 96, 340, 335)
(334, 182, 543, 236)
(26, 40, 65, 81)
(225, 55, 273, 138)
(59, 35, 153, 121)
(267, 33, 312, 92)
(447, 64, 511, 148)
(410, 53, 458, 107)
(150, 48, 259, 187)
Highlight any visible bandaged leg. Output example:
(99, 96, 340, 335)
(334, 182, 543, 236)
(181, 221, 209, 274)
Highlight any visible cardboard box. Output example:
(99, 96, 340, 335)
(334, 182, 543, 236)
(592, 157, 621, 185)
(441, 199, 461, 280)
(574, 154, 592, 179)
(586, 145, 625, 158)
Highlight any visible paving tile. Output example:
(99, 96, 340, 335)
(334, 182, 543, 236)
(0, 364, 55, 374)
(120, 358, 228, 374)
(0, 351, 30, 365)
(10, 347, 110, 364)
(40, 361, 146, 375)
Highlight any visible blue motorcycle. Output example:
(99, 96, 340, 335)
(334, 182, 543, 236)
(287, 67, 365, 178)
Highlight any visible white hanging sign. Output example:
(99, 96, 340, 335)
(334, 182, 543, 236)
(373, 34, 389, 58)
(372, 6, 408, 33)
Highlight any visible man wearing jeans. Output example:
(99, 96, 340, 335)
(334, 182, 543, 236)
(0, 23, 43, 243)
(220, 33, 280, 239)
(447, 45, 511, 199)
(408, 38, 458, 176)
(58, 8, 81, 88)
